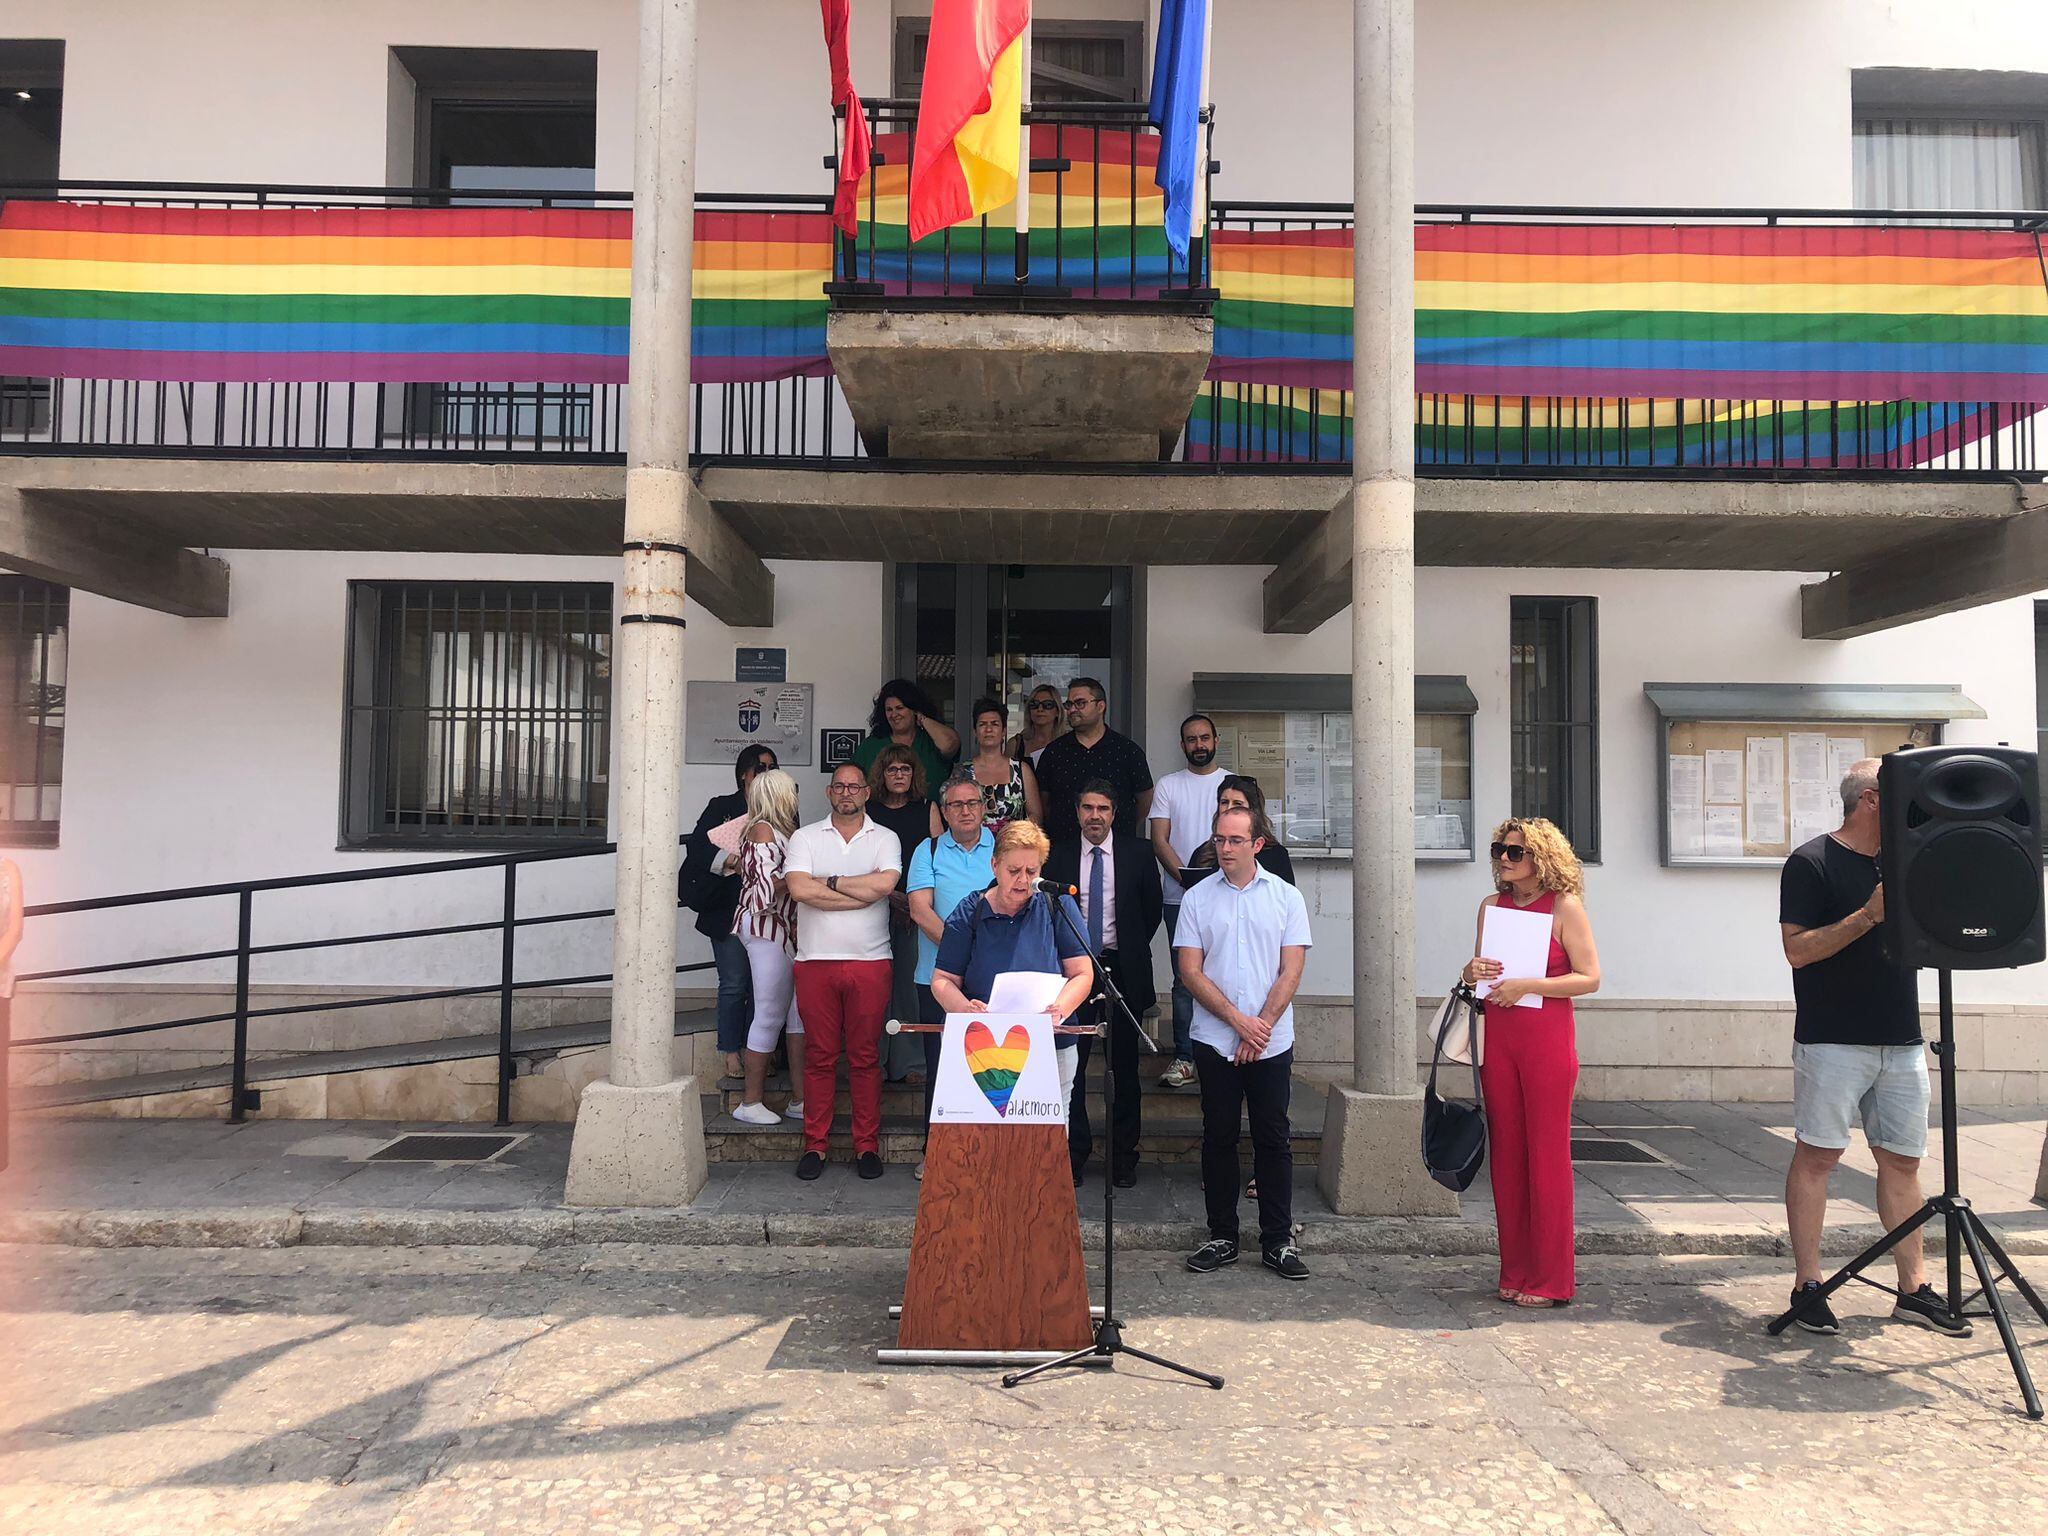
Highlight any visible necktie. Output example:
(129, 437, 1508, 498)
(1088, 845, 1106, 951)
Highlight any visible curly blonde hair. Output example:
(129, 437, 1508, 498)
(992, 818, 1051, 865)
(1489, 816, 1584, 898)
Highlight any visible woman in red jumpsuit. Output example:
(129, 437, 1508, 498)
(1462, 818, 1601, 1307)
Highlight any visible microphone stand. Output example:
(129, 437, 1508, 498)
(1001, 881, 1224, 1391)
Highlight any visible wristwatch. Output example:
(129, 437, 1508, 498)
(827, 875, 840, 893)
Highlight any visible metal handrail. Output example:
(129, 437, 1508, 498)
(10, 839, 716, 1126)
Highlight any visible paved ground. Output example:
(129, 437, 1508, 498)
(2, 1243, 2046, 1536)
(4, 1102, 2046, 1255)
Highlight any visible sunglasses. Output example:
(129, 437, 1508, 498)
(1028, 698, 1058, 710)
(1489, 842, 1529, 863)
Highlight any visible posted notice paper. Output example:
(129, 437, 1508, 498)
(1668, 754, 1706, 857)
(1829, 737, 1867, 785)
(1790, 779, 1836, 848)
(1703, 804, 1745, 857)
(928, 1011, 1067, 1126)
(1788, 733, 1829, 786)
(1705, 748, 1744, 804)
(1746, 736, 1786, 797)
(1476, 902, 1551, 1010)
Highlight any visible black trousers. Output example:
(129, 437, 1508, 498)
(916, 982, 944, 1146)
(1193, 1041, 1294, 1252)
(1066, 949, 1142, 1175)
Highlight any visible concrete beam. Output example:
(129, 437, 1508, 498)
(1, 485, 229, 618)
(1802, 495, 2048, 639)
(1265, 476, 2025, 635)
(683, 481, 773, 628)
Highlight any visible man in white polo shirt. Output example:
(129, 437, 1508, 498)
(1175, 804, 1312, 1281)
(785, 763, 902, 1182)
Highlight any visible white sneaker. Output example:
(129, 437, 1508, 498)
(783, 1100, 806, 1120)
(731, 1102, 780, 1126)
(914, 1160, 925, 1181)
(1160, 1060, 1196, 1089)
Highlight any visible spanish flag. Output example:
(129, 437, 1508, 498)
(907, 0, 1031, 243)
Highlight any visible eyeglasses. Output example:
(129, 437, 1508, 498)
(1064, 698, 1096, 711)
(944, 797, 981, 811)
(884, 763, 913, 773)
(829, 782, 867, 795)
(1214, 835, 1256, 849)
(1489, 843, 1529, 863)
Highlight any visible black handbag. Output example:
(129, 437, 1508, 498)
(1421, 983, 1488, 1192)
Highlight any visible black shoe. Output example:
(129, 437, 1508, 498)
(1112, 1162, 1138, 1189)
(1073, 1167, 1085, 1188)
(1893, 1284, 1974, 1337)
(795, 1151, 824, 1181)
(1789, 1281, 1839, 1335)
(856, 1151, 884, 1180)
(1262, 1245, 1309, 1281)
(1185, 1238, 1240, 1273)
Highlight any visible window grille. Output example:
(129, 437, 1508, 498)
(1510, 596, 1600, 860)
(342, 581, 611, 846)
(0, 577, 67, 847)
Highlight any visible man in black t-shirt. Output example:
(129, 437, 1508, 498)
(1033, 678, 1154, 846)
(1777, 755, 1966, 1338)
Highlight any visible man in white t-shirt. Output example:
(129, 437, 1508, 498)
(1148, 712, 1226, 1089)
(785, 764, 902, 1182)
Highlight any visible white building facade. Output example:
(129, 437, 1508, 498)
(7, 0, 2048, 1113)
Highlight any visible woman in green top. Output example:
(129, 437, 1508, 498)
(851, 678, 960, 801)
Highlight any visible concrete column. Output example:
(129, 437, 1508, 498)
(566, 0, 708, 1208)
(1318, 0, 1454, 1216)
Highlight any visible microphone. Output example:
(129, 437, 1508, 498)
(1034, 878, 1078, 895)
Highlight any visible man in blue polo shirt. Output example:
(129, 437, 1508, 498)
(906, 770, 997, 1174)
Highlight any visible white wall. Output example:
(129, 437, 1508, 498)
(1146, 569, 2047, 1010)
(10, 553, 885, 991)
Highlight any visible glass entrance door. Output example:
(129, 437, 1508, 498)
(895, 564, 1137, 741)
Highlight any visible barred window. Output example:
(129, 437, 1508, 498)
(0, 577, 67, 847)
(1510, 596, 1600, 861)
(342, 582, 611, 846)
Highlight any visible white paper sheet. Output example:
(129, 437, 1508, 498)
(1747, 736, 1786, 798)
(1284, 712, 1319, 751)
(1705, 748, 1745, 804)
(1829, 737, 1867, 786)
(708, 812, 748, 858)
(985, 969, 1066, 1013)
(1477, 903, 1552, 1010)
(1667, 753, 1706, 857)
(1747, 788, 1785, 846)
(1788, 732, 1829, 786)
(1703, 804, 1745, 857)
(1414, 746, 1444, 804)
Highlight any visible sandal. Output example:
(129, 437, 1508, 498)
(1497, 1287, 1525, 1303)
(1245, 1179, 1259, 1201)
(1510, 1294, 1571, 1309)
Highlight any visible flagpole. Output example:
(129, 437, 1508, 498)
(1186, 0, 1214, 290)
(1015, 9, 1033, 286)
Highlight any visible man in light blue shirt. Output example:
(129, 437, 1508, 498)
(906, 769, 995, 1167)
(1174, 805, 1312, 1281)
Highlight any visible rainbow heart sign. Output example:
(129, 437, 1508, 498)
(962, 1020, 1032, 1117)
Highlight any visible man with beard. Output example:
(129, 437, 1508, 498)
(1148, 713, 1227, 1089)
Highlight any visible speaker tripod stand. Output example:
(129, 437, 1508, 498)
(1768, 970, 2048, 1419)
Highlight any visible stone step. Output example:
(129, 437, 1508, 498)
(701, 1083, 1328, 1166)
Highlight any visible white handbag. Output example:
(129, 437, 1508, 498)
(1426, 982, 1483, 1067)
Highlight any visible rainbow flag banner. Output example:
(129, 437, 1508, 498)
(850, 126, 1185, 295)
(0, 201, 834, 385)
(1205, 220, 2048, 465)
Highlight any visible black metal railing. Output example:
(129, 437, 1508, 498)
(1186, 200, 2048, 477)
(4, 842, 712, 1132)
(827, 97, 1214, 299)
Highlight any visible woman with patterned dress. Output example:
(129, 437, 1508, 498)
(730, 770, 808, 1126)
(1462, 816, 1602, 1307)
(967, 696, 1043, 833)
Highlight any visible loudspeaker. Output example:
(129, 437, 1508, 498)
(1879, 745, 2045, 971)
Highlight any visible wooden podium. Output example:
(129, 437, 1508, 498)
(886, 1019, 1095, 1362)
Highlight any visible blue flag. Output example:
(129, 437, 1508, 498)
(1148, 0, 1209, 262)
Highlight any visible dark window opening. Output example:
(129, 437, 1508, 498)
(0, 576, 67, 847)
(2, 41, 64, 441)
(894, 20, 1144, 103)
(1510, 597, 1599, 861)
(342, 582, 612, 847)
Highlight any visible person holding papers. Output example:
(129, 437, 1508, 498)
(1462, 818, 1602, 1308)
(930, 820, 1095, 1130)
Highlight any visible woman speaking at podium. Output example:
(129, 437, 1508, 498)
(930, 821, 1095, 1117)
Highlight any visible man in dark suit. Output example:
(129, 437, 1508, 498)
(1047, 779, 1164, 1186)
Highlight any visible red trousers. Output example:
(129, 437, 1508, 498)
(1480, 1001, 1579, 1300)
(793, 958, 892, 1156)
